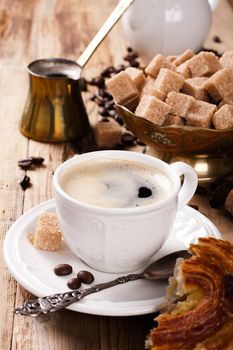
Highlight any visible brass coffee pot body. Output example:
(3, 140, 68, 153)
(20, 61, 90, 142)
(20, 0, 135, 142)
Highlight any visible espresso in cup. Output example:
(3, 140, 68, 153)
(60, 158, 173, 208)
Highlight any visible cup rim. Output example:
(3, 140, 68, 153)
(53, 150, 181, 214)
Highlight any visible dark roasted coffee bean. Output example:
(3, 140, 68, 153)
(30, 156, 44, 165)
(54, 263, 73, 276)
(127, 47, 133, 53)
(130, 60, 140, 68)
(105, 101, 115, 110)
(95, 96, 105, 107)
(123, 53, 138, 62)
(100, 108, 110, 117)
(209, 182, 233, 208)
(115, 115, 124, 126)
(121, 132, 136, 145)
(77, 270, 94, 284)
(19, 175, 31, 191)
(101, 66, 115, 78)
(18, 158, 33, 170)
(195, 186, 207, 196)
(67, 277, 82, 290)
(213, 35, 222, 43)
(138, 187, 152, 198)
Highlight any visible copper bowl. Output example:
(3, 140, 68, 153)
(116, 104, 233, 182)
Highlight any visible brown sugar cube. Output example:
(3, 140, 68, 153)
(225, 189, 233, 215)
(186, 100, 217, 128)
(135, 95, 170, 125)
(141, 76, 156, 95)
(204, 68, 233, 103)
(212, 104, 233, 130)
(106, 71, 139, 110)
(176, 61, 191, 79)
(94, 118, 122, 149)
(125, 67, 146, 91)
(173, 49, 194, 67)
(165, 91, 195, 117)
(220, 51, 233, 69)
(188, 51, 221, 77)
(33, 212, 62, 251)
(163, 114, 184, 126)
(154, 68, 185, 95)
(182, 77, 209, 101)
(145, 54, 175, 78)
(141, 77, 165, 101)
(150, 87, 166, 101)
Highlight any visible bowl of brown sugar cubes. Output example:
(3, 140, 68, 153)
(106, 49, 233, 182)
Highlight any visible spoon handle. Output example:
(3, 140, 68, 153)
(14, 273, 144, 317)
(77, 0, 135, 68)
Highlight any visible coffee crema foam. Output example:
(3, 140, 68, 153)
(60, 159, 173, 208)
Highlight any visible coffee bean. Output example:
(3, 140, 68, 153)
(101, 66, 116, 78)
(127, 47, 133, 53)
(19, 175, 31, 191)
(95, 96, 105, 107)
(138, 187, 152, 198)
(67, 277, 82, 290)
(105, 101, 115, 110)
(30, 156, 44, 165)
(130, 60, 140, 68)
(213, 35, 222, 43)
(115, 64, 126, 73)
(195, 186, 207, 196)
(115, 115, 124, 126)
(121, 132, 136, 146)
(54, 263, 73, 276)
(100, 108, 110, 117)
(209, 182, 233, 208)
(77, 270, 94, 284)
(18, 158, 33, 170)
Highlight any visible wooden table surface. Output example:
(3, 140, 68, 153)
(1, 1, 233, 349)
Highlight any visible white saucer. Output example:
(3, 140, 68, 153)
(3, 199, 221, 317)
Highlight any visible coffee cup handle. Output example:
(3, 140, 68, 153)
(170, 162, 198, 210)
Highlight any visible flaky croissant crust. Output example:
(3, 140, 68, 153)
(150, 237, 233, 350)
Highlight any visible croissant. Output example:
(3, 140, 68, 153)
(146, 237, 233, 350)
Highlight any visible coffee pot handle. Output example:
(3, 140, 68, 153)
(170, 162, 198, 210)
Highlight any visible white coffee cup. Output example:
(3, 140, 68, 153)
(53, 151, 197, 273)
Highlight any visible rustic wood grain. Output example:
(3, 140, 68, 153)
(0, 0, 233, 349)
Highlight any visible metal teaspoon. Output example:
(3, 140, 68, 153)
(14, 250, 191, 317)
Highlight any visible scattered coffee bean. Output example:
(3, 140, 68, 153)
(77, 270, 94, 284)
(30, 156, 44, 165)
(138, 187, 152, 198)
(213, 35, 222, 43)
(209, 182, 233, 208)
(121, 132, 136, 146)
(67, 277, 82, 290)
(54, 263, 73, 276)
(115, 115, 124, 126)
(101, 118, 110, 123)
(100, 108, 110, 117)
(136, 139, 146, 146)
(19, 175, 31, 191)
(101, 66, 115, 78)
(18, 158, 33, 170)
(195, 186, 207, 196)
